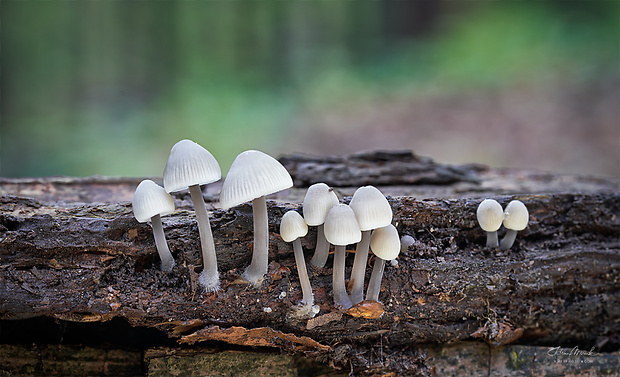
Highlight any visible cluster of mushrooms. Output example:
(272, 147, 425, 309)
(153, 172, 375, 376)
(476, 199, 529, 250)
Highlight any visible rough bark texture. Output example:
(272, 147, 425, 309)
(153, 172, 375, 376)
(1, 151, 619, 376)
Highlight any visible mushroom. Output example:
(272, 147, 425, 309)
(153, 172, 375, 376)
(323, 204, 361, 310)
(132, 180, 176, 272)
(280, 211, 318, 318)
(499, 200, 529, 251)
(163, 139, 221, 291)
(365, 224, 400, 302)
(219, 150, 293, 286)
(303, 183, 339, 268)
(476, 199, 504, 248)
(348, 186, 393, 304)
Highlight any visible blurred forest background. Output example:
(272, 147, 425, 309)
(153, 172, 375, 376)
(1, 0, 618, 179)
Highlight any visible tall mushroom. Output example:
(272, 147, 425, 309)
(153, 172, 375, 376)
(219, 150, 293, 286)
(348, 186, 393, 305)
(500, 200, 529, 251)
(303, 183, 339, 268)
(132, 180, 176, 272)
(323, 204, 361, 310)
(366, 224, 401, 302)
(163, 139, 221, 291)
(476, 199, 504, 248)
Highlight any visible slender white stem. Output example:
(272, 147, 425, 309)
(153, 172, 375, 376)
(293, 238, 313, 306)
(150, 214, 175, 272)
(310, 224, 330, 268)
(189, 184, 219, 291)
(333, 245, 353, 309)
(243, 196, 269, 286)
(366, 257, 386, 302)
(486, 231, 499, 248)
(499, 229, 518, 251)
(349, 230, 371, 304)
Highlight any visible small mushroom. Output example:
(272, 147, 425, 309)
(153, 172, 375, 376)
(303, 183, 339, 268)
(366, 224, 400, 302)
(323, 204, 361, 310)
(476, 199, 504, 248)
(164, 139, 221, 291)
(220, 150, 293, 286)
(500, 200, 529, 251)
(348, 186, 393, 305)
(132, 180, 176, 272)
(280, 211, 318, 318)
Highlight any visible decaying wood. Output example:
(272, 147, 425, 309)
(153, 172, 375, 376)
(1, 151, 619, 375)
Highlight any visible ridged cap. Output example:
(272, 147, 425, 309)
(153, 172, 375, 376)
(370, 224, 401, 260)
(163, 139, 221, 193)
(476, 199, 504, 232)
(324, 204, 361, 246)
(219, 150, 293, 209)
(280, 211, 308, 242)
(132, 180, 175, 223)
(349, 186, 393, 231)
(302, 183, 339, 226)
(503, 200, 529, 231)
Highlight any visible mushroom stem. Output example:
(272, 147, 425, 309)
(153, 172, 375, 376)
(365, 257, 386, 302)
(150, 214, 175, 272)
(333, 245, 353, 309)
(349, 230, 371, 305)
(499, 229, 518, 251)
(243, 196, 269, 286)
(189, 184, 219, 291)
(486, 231, 499, 248)
(310, 224, 330, 268)
(292, 238, 313, 306)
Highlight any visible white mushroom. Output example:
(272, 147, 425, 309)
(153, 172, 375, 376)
(500, 200, 529, 251)
(366, 224, 400, 302)
(476, 199, 504, 248)
(163, 139, 221, 291)
(220, 150, 293, 286)
(303, 183, 339, 268)
(132, 180, 176, 272)
(348, 186, 393, 305)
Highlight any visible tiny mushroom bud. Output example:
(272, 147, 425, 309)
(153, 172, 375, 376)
(220, 150, 293, 286)
(366, 224, 400, 302)
(164, 139, 221, 291)
(324, 204, 361, 310)
(132, 180, 176, 272)
(280, 211, 318, 318)
(476, 199, 504, 248)
(303, 183, 339, 268)
(348, 186, 393, 305)
(499, 200, 529, 251)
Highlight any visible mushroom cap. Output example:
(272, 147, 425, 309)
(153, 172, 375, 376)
(302, 183, 339, 226)
(132, 180, 175, 223)
(219, 150, 293, 209)
(503, 200, 529, 231)
(280, 211, 308, 242)
(323, 204, 362, 246)
(348, 186, 393, 231)
(476, 199, 504, 232)
(163, 139, 221, 193)
(370, 224, 401, 261)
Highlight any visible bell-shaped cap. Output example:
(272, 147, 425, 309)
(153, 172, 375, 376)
(133, 180, 175, 223)
(477, 199, 504, 232)
(503, 200, 529, 231)
(280, 211, 308, 242)
(219, 150, 293, 209)
(163, 139, 221, 193)
(370, 224, 401, 261)
(303, 183, 339, 226)
(349, 186, 393, 231)
(324, 204, 361, 246)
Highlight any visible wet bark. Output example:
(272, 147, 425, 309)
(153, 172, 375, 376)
(1, 152, 619, 375)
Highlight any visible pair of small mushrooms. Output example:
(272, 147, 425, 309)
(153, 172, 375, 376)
(477, 199, 529, 250)
(132, 139, 292, 291)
